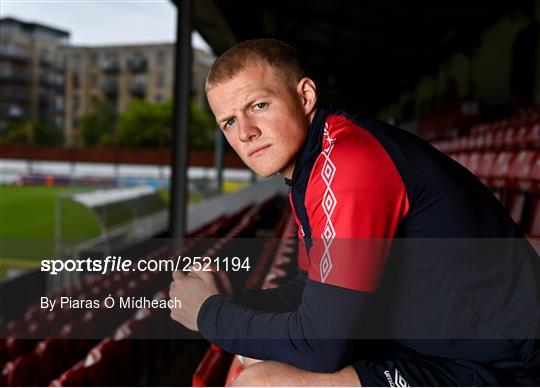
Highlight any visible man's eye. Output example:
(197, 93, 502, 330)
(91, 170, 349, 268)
(254, 102, 267, 110)
(224, 118, 235, 129)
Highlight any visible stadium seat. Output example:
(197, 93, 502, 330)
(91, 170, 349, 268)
(2, 353, 39, 386)
(526, 155, 540, 237)
(476, 152, 497, 184)
(225, 356, 246, 386)
(0, 340, 7, 369)
(484, 129, 495, 150)
(528, 198, 540, 237)
(506, 151, 538, 224)
(454, 153, 471, 169)
(192, 344, 233, 387)
(493, 129, 506, 150)
(466, 152, 482, 175)
(476, 129, 487, 150)
(35, 339, 67, 385)
(514, 125, 530, 148)
(503, 126, 517, 149)
(489, 151, 516, 201)
(49, 360, 87, 386)
(6, 336, 38, 360)
(458, 136, 469, 151)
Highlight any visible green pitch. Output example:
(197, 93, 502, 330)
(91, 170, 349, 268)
(0, 185, 101, 260)
(0, 182, 246, 263)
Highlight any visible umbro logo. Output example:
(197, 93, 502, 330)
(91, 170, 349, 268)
(383, 369, 410, 387)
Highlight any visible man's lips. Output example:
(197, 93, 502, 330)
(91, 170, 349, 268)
(248, 144, 272, 157)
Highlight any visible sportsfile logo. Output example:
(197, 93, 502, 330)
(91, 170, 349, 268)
(384, 369, 410, 387)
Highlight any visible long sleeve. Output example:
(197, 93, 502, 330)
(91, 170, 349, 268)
(198, 279, 371, 372)
(231, 271, 306, 312)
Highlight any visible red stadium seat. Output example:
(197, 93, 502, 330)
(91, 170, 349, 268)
(530, 153, 540, 191)
(528, 199, 540, 237)
(454, 153, 471, 169)
(458, 136, 469, 151)
(49, 360, 87, 386)
(467, 152, 482, 175)
(506, 151, 538, 224)
(476, 152, 497, 184)
(35, 339, 67, 385)
(6, 336, 38, 360)
(526, 123, 540, 148)
(525, 154, 540, 237)
(476, 129, 487, 150)
(2, 353, 39, 386)
(493, 129, 506, 150)
(489, 151, 516, 200)
(502, 126, 517, 149)
(50, 338, 123, 386)
(225, 356, 246, 386)
(514, 125, 530, 148)
(0, 340, 7, 370)
(484, 129, 495, 150)
(192, 344, 233, 387)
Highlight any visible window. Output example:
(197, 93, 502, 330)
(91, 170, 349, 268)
(91, 73, 98, 88)
(134, 73, 146, 84)
(72, 95, 79, 110)
(72, 72, 80, 89)
(157, 50, 165, 66)
(72, 53, 81, 69)
(156, 72, 165, 87)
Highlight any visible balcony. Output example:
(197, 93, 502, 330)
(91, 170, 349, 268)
(0, 44, 32, 62)
(100, 58, 121, 73)
(102, 80, 119, 95)
(129, 81, 146, 96)
(127, 57, 147, 72)
(0, 68, 31, 83)
(0, 88, 32, 102)
(50, 82, 65, 94)
(39, 53, 54, 67)
(51, 60, 66, 73)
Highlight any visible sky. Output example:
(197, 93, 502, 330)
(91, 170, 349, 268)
(0, 0, 212, 52)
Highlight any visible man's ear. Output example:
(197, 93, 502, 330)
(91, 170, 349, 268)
(296, 77, 317, 116)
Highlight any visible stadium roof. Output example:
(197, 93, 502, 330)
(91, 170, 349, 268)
(183, 0, 531, 114)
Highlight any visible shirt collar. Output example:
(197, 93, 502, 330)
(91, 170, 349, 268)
(284, 106, 328, 187)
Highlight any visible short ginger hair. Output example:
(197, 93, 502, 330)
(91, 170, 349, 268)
(205, 39, 305, 91)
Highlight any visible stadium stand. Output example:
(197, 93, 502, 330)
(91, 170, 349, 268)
(1, 104, 537, 386)
(192, 214, 299, 386)
(0, 194, 290, 386)
(432, 106, 540, 251)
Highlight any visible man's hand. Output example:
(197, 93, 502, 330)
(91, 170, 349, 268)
(169, 268, 220, 331)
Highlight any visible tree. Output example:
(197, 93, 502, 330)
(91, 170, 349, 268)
(80, 97, 115, 146)
(190, 100, 215, 150)
(0, 120, 33, 144)
(0, 120, 63, 145)
(116, 98, 215, 150)
(33, 121, 64, 145)
(116, 99, 171, 148)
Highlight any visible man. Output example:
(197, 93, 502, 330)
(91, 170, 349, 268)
(169, 39, 540, 386)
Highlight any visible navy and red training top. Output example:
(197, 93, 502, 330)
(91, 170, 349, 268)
(197, 107, 540, 376)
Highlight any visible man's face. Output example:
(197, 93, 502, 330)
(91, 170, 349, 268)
(207, 63, 311, 178)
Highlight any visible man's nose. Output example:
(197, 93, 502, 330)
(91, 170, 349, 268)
(238, 118, 261, 143)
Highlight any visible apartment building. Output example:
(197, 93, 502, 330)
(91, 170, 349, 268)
(1, 17, 215, 144)
(0, 17, 68, 132)
(63, 44, 215, 143)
